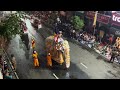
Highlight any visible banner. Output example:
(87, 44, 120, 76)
(93, 11, 98, 26)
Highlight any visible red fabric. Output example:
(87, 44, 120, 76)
(32, 41, 35, 44)
(24, 29, 27, 32)
(109, 37, 113, 42)
(99, 43, 104, 46)
(54, 35, 58, 42)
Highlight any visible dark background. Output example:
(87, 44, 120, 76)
(0, 0, 120, 89)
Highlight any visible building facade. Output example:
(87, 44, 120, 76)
(75, 11, 120, 43)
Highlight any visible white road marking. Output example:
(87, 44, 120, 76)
(53, 73, 59, 79)
(80, 63, 88, 69)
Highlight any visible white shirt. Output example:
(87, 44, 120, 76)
(38, 24, 42, 29)
(0, 69, 3, 79)
(57, 17, 61, 23)
(31, 19, 34, 23)
(58, 37, 64, 43)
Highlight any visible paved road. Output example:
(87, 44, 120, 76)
(6, 18, 120, 79)
(7, 19, 55, 79)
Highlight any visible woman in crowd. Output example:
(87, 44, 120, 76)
(117, 53, 120, 64)
(105, 45, 112, 60)
(110, 47, 118, 63)
(11, 54, 17, 71)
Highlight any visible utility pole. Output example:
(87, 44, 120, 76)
(93, 11, 98, 35)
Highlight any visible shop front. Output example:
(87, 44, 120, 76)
(109, 12, 120, 45)
(85, 11, 111, 42)
(109, 27, 120, 37)
(110, 12, 120, 36)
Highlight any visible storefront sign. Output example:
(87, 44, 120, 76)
(86, 11, 110, 24)
(111, 12, 120, 26)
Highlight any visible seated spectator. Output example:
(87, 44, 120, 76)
(106, 46, 112, 55)
(86, 35, 95, 48)
(88, 36, 96, 44)
(97, 43, 104, 51)
(3, 69, 12, 79)
(84, 33, 89, 41)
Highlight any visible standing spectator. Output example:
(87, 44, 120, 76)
(31, 38, 35, 49)
(117, 53, 120, 64)
(0, 55, 3, 70)
(38, 21, 42, 30)
(110, 49, 118, 63)
(105, 45, 112, 60)
(109, 35, 113, 45)
(54, 23, 59, 34)
(72, 30, 76, 39)
(57, 16, 61, 23)
(11, 54, 17, 71)
(76, 32, 80, 41)
(0, 68, 3, 79)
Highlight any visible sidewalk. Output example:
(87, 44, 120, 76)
(0, 48, 19, 79)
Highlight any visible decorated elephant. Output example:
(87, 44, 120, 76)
(45, 36, 70, 68)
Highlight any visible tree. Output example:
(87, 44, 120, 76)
(71, 16, 84, 31)
(0, 13, 23, 40)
